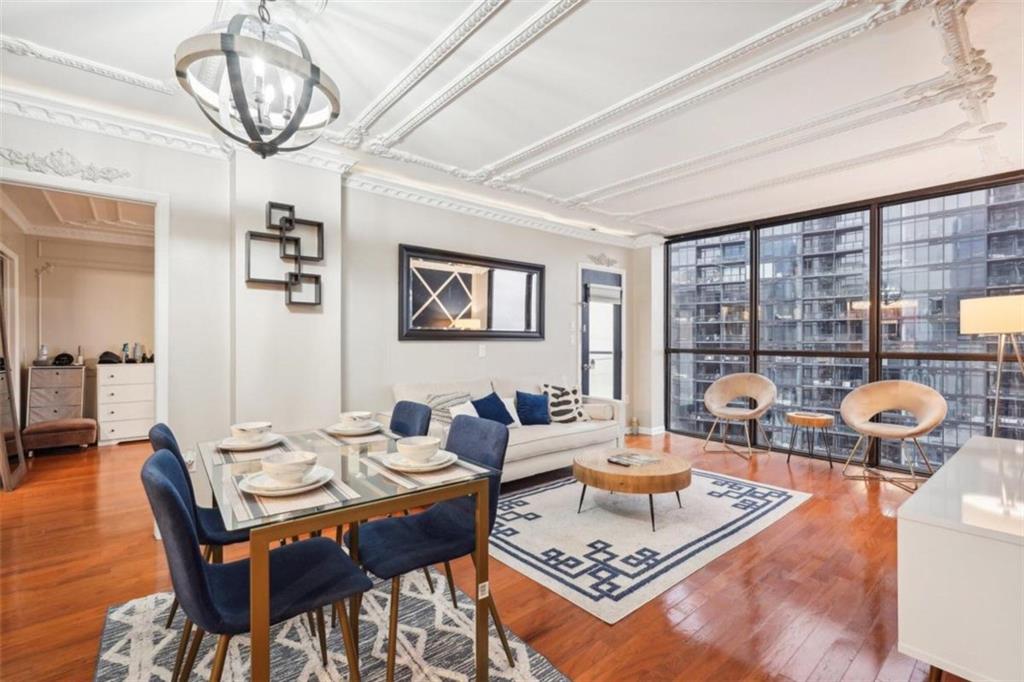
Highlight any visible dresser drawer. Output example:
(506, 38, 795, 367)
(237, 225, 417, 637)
(30, 387, 82, 407)
(97, 365, 154, 387)
(30, 405, 82, 423)
(31, 368, 83, 388)
(98, 383, 153, 404)
(99, 401, 154, 422)
(100, 418, 152, 442)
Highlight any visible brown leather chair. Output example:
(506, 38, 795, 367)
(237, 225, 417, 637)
(840, 380, 947, 492)
(702, 373, 777, 459)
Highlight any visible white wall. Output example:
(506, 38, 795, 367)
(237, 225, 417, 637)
(341, 186, 631, 412)
(230, 153, 342, 430)
(630, 245, 665, 434)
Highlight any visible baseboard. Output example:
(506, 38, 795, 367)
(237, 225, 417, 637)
(637, 426, 666, 436)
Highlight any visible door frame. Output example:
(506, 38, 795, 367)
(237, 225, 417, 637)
(577, 262, 627, 400)
(0, 241, 20, 409)
(0, 167, 170, 427)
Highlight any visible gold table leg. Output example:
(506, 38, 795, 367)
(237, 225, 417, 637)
(474, 478, 490, 682)
(250, 534, 271, 682)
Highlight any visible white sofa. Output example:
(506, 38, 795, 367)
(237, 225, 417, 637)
(391, 377, 625, 482)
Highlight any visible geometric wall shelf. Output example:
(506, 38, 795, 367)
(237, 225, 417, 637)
(244, 201, 323, 306)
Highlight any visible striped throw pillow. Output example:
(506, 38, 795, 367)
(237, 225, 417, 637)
(425, 392, 472, 425)
(542, 383, 588, 423)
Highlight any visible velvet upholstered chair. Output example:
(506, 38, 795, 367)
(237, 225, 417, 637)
(346, 415, 515, 679)
(149, 423, 250, 629)
(388, 400, 432, 438)
(702, 373, 777, 459)
(840, 380, 948, 492)
(141, 450, 371, 682)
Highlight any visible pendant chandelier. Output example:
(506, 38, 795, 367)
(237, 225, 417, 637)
(174, 0, 340, 158)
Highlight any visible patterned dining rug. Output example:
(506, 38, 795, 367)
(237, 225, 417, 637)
(491, 470, 810, 624)
(95, 568, 564, 681)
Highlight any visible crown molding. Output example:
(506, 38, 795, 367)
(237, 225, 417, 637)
(1, 89, 228, 158)
(498, 0, 935, 183)
(481, 0, 857, 177)
(374, 0, 585, 147)
(632, 233, 666, 248)
(20, 223, 154, 248)
(629, 121, 992, 223)
(344, 171, 635, 247)
(0, 146, 131, 183)
(0, 34, 176, 95)
(332, 0, 507, 149)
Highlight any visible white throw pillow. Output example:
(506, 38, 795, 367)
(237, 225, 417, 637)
(449, 401, 478, 420)
(542, 383, 589, 423)
(501, 397, 522, 428)
(583, 402, 614, 421)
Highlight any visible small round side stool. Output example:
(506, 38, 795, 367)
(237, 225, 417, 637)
(785, 411, 834, 468)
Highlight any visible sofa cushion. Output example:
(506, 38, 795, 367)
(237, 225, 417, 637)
(492, 377, 546, 398)
(505, 420, 620, 463)
(393, 379, 493, 404)
(424, 391, 471, 425)
(471, 392, 514, 426)
(515, 391, 550, 426)
(542, 383, 588, 423)
(583, 402, 614, 421)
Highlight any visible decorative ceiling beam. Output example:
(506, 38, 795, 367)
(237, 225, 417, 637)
(331, 0, 507, 149)
(0, 34, 176, 95)
(498, 0, 936, 183)
(373, 0, 586, 147)
(481, 0, 859, 177)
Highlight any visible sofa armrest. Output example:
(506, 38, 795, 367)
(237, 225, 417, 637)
(583, 395, 625, 427)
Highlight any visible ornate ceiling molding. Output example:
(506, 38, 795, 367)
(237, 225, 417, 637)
(344, 171, 635, 247)
(497, 0, 934, 183)
(374, 0, 585, 147)
(332, 0, 507, 149)
(480, 0, 858, 178)
(0, 34, 176, 95)
(575, 71, 993, 208)
(627, 121, 990, 223)
(1, 89, 228, 158)
(0, 147, 131, 183)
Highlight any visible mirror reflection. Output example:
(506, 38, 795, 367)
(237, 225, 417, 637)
(399, 245, 544, 340)
(0, 248, 27, 491)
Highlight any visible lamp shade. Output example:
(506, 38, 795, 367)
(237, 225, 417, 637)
(960, 295, 1024, 334)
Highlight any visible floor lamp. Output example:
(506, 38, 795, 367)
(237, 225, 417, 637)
(960, 294, 1024, 437)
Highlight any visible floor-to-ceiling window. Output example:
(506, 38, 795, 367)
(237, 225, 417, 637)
(665, 173, 1023, 469)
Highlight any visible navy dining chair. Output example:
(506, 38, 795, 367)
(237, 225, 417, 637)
(149, 423, 250, 628)
(388, 400, 432, 438)
(346, 415, 514, 678)
(142, 449, 371, 682)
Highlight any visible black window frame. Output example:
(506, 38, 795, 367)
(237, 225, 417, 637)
(664, 169, 1024, 469)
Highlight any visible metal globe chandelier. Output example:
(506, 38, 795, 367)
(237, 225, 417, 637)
(174, 0, 340, 158)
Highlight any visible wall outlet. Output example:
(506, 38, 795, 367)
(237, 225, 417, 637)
(478, 343, 486, 358)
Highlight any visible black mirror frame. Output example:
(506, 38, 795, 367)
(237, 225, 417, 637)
(398, 244, 545, 341)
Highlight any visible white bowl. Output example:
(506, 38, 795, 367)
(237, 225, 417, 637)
(396, 436, 440, 463)
(231, 421, 272, 443)
(261, 450, 317, 484)
(339, 411, 373, 426)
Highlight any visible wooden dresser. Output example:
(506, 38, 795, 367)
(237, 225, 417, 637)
(87, 364, 155, 445)
(26, 366, 85, 425)
(898, 435, 1024, 681)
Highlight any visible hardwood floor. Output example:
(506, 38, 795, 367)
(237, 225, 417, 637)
(0, 433, 957, 681)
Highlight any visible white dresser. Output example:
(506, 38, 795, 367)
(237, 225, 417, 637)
(87, 364, 155, 445)
(898, 435, 1024, 682)
(26, 365, 85, 425)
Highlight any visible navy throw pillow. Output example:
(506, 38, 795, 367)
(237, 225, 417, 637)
(471, 392, 514, 426)
(516, 390, 550, 426)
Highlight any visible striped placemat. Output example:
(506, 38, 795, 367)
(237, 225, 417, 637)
(229, 473, 361, 522)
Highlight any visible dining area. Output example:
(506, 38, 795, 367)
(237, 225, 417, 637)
(142, 403, 515, 682)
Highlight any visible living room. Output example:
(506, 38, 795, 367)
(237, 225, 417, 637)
(0, 1, 1021, 681)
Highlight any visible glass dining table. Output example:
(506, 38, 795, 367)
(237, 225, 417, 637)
(195, 427, 495, 681)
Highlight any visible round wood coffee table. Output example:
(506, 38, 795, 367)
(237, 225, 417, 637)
(572, 448, 692, 532)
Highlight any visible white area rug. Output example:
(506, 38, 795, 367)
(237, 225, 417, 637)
(491, 471, 810, 624)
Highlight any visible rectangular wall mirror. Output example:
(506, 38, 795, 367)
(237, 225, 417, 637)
(399, 245, 544, 340)
(0, 250, 27, 491)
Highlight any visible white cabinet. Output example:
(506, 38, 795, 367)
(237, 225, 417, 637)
(26, 366, 84, 425)
(897, 436, 1024, 682)
(87, 364, 155, 445)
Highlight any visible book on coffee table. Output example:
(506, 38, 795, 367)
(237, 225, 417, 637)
(607, 453, 660, 467)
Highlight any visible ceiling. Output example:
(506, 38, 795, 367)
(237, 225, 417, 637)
(0, 0, 1021, 244)
(0, 182, 155, 247)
